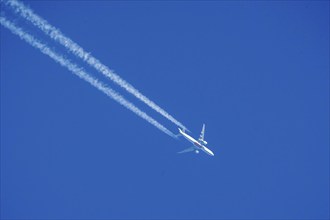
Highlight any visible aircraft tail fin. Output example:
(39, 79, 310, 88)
(175, 128, 182, 138)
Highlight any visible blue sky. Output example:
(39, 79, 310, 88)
(1, 1, 329, 219)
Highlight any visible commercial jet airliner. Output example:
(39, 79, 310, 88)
(177, 124, 214, 156)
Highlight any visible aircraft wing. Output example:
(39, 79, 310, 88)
(177, 147, 195, 154)
(199, 124, 206, 142)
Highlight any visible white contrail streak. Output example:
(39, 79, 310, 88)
(0, 16, 177, 138)
(4, 0, 188, 131)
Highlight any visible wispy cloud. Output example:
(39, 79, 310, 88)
(4, 0, 188, 131)
(0, 16, 177, 138)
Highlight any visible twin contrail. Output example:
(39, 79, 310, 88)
(3, 0, 188, 131)
(0, 16, 177, 138)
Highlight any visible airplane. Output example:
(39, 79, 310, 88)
(177, 124, 214, 156)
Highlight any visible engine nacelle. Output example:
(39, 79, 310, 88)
(202, 140, 208, 145)
(195, 150, 199, 154)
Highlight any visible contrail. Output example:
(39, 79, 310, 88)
(3, 0, 188, 131)
(0, 16, 177, 138)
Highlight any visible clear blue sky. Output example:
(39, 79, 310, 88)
(1, 1, 329, 219)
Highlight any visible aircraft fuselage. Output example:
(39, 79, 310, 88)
(179, 128, 214, 156)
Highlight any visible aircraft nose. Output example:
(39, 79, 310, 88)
(203, 147, 214, 156)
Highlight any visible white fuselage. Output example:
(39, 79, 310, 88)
(179, 129, 214, 156)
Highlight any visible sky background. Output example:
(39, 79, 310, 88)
(1, 1, 329, 219)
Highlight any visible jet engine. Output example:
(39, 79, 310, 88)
(202, 140, 208, 145)
(195, 150, 199, 154)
